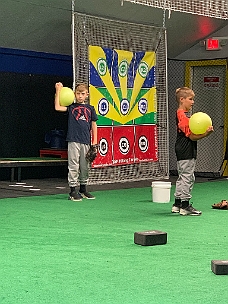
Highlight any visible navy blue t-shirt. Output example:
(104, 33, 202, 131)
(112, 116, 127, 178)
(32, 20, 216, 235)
(66, 103, 98, 145)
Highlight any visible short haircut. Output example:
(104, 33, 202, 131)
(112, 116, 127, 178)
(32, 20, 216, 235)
(175, 87, 194, 104)
(75, 83, 89, 92)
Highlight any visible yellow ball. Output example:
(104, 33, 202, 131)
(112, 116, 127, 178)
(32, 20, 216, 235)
(59, 87, 75, 106)
(189, 112, 212, 135)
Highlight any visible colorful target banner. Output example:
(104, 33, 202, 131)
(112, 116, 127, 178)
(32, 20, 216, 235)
(89, 45, 158, 167)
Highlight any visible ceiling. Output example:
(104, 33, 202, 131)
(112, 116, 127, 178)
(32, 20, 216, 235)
(0, 0, 228, 59)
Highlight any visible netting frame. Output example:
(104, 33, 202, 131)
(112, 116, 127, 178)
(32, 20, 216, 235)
(72, 11, 169, 184)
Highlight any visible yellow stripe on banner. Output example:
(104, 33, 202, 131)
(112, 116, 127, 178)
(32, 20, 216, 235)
(130, 51, 156, 109)
(144, 87, 157, 113)
(89, 45, 120, 113)
(121, 87, 157, 124)
(115, 49, 133, 99)
(89, 85, 122, 124)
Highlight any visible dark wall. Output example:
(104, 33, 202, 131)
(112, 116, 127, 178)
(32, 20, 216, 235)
(0, 47, 73, 179)
(0, 72, 72, 157)
(0, 47, 73, 158)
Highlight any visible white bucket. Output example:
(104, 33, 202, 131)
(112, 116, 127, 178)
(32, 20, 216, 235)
(151, 181, 171, 203)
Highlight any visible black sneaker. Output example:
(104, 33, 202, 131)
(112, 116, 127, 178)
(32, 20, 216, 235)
(179, 204, 202, 216)
(79, 191, 95, 199)
(68, 191, 82, 201)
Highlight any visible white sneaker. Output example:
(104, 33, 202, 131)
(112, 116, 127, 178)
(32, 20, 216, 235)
(171, 205, 180, 213)
(180, 204, 202, 216)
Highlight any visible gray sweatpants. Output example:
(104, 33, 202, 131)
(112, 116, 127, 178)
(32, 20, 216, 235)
(174, 158, 196, 201)
(68, 142, 90, 187)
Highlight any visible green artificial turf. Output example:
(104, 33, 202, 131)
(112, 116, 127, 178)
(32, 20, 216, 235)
(0, 180, 228, 303)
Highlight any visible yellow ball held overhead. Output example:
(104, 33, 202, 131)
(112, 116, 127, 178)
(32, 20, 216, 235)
(59, 87, 75, 106)
(189, 112, 212, 135)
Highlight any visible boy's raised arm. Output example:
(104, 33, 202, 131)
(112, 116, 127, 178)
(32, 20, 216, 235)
(55, 82, 67, 112)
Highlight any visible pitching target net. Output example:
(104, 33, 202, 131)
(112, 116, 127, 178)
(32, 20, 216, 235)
(72, 12, 169, 184)
(123, 0, 228, 19)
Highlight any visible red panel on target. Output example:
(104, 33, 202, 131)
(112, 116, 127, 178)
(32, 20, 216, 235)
(134, 125, 158, 162)
(112, 125, 135, 166)
(92, 127, 113, 168)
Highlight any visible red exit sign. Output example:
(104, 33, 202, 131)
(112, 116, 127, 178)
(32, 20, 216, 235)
(204, 76, 220, 88)
(206, 38, 220, 50)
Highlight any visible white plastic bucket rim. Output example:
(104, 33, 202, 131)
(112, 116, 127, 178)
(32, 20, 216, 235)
(152, 184, 171, 189)
(152, 181, 171, 187)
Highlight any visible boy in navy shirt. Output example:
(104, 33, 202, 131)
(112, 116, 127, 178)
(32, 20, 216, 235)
(55, 82, 98, 201)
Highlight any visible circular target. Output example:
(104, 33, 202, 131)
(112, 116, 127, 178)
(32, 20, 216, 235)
(138, 135, 148, 152)
(99, 138, 108, 156)
(138, 98, 148, 115)
(138, 61, 149, 78)
(119, 137, 130, 155)
(98, 98, 109, 116)
(97, 58, 107, 76)
(120, 99, 130, 115)
(119, 60, 128, 77)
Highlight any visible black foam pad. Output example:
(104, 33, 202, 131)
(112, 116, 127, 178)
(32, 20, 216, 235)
(134, 230, 167, 246)
(211, 260, 228, 275)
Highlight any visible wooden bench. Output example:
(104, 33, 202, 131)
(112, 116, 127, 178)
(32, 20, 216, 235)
(0, 157, 68, 182)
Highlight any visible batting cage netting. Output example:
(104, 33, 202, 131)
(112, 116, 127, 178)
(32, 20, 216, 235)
(123, 0, 228, 20)
(72, 11, 169, 184)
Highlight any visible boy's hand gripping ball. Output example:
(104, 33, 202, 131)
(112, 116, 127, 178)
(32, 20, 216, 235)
(59, 87, 75, 106)
(189, 112, 212, 135)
